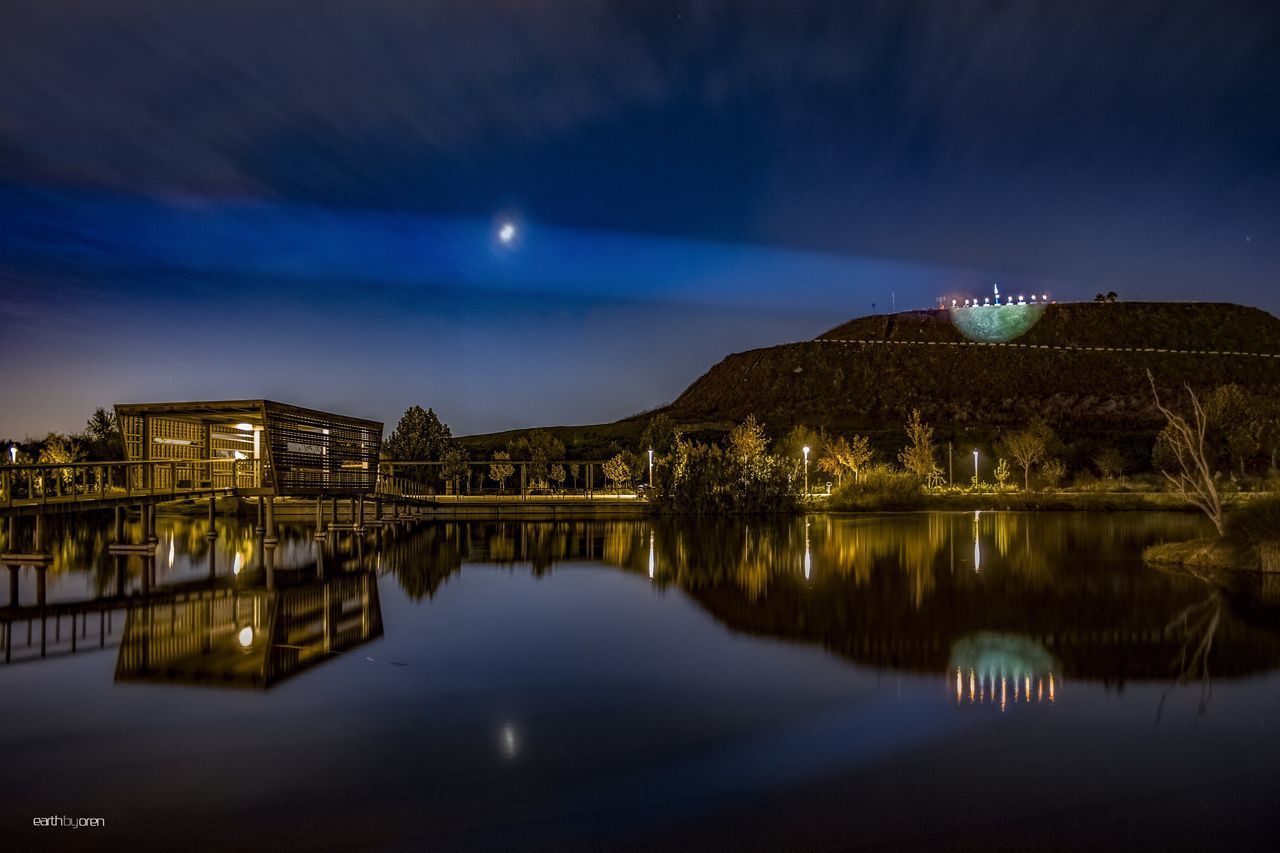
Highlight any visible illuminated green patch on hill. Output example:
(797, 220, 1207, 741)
(949, 304, 1046, 342)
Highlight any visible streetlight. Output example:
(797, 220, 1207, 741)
(802, 446, 810, 496)
(647, 448, 654, 494)
(973, 448, 980, 483)
(8, 445, 15, 464)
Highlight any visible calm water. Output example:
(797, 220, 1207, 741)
(2, 511, 1279, 851)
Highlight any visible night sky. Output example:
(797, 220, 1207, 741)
(2, 1, 1277, 438)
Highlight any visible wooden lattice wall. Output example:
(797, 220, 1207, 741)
(263, 403, 381, 495)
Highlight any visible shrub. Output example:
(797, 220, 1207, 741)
(828, 464, 923, 511)
(1223, 496, 1280, 571)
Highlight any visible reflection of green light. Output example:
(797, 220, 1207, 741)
(949, 304, 1045, 342)
(948, 632, 1057, 678)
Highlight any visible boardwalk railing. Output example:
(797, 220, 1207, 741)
(0, 459, 262, 509)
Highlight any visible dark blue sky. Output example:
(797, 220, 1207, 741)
(1, 1, 1277, 437)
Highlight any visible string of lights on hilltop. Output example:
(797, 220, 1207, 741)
(939, 283, 1055, 309)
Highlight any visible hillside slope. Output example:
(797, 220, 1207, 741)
(462, 302, 1280, 459)
(666, 302, 1280, 439)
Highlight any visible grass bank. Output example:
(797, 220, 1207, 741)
(1143, 496, 1280, 575)
(824, 486, 1250, 514)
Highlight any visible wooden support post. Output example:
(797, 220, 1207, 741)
(256, 496, 266, 536)
(356, 495, 365, 531)
(315, 495, 325, 541)
(35, 566, 46, 608)
(113, 506, 125, 543)
(520, 463, 527, 500)
(264, 495, 276, 544)
(33, 511, 45, 553)
(264, 496, 276, 589)
(206, 495, 218, 539)
(7, 565, 18, 608)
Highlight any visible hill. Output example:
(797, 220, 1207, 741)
(464, 301, 1280, 464)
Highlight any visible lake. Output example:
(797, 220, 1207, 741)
(2, 511, 1279, 851)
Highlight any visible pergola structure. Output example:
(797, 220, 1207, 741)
(115, 400, 382, 496)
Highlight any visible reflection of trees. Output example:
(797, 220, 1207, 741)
(1155, 563, 1227, 718)
(21, 511, 1280, 685)
(386, 525, 463, 600)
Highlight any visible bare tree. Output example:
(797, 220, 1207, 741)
(1148, 370, 1223, 535)
(1003, 424, 1048, 490)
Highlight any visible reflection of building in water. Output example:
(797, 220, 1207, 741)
(949, 633, 1057, 709)
(115, 572, 380, 689)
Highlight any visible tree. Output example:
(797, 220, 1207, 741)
(728, 415, 769, 462)
(508, 429, 565, 490)
(81, 407, 123, 460)
(1205, 384, 1262, 476)
(488, 451, 514, 494)
(1041, 458, 1067, 488)
(1094, 448, 1126, 483)
(640, 413, 678, 456)
(776, 424, 822, 463)
(549, 463, 566, 493)
(385, 406, 452, 461)
(819, 434, 873, 486)
(1148, 371, 1224, 535)
(818, 436, 850, 486)
(1003, 422, 1052, 490)
(439, 445, 469, 496)
(602, 453, 632, 491)
(994, 458, 1011, 488)
(841, 434, 874, 483)
(897, 409, 938, 481)
(38, 433, 83, 490)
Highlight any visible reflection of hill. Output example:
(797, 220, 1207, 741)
(380, 515, 1280, 684)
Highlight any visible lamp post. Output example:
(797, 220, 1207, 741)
(973, 448, 980, 483)
(7, 445, 15, 464)
(647, 448, 654, 494)
(802, 445, 810, 497)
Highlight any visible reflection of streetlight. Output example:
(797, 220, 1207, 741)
(803, 519, 811, 580)
(802, 446, 810, 496)
(648, 529, 655, 580)
(238, 626, 254, 649)
(973, 510, 981, 572)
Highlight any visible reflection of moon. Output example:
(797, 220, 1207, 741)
(500, 724, 519, 759)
